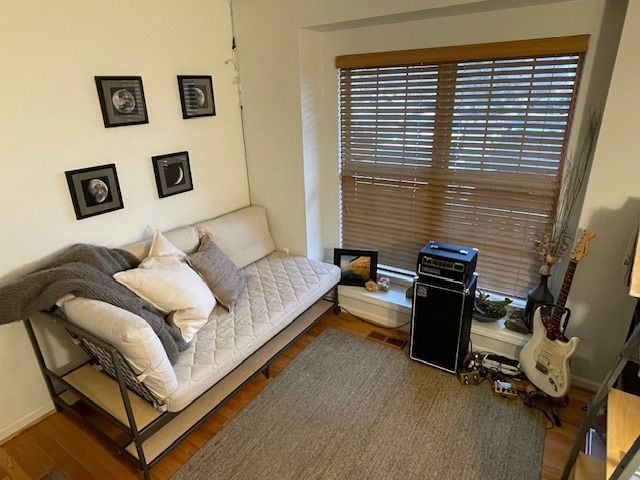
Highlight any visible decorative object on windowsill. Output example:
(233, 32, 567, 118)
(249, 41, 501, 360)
(333, 248, 378, 287)
(473, 290, 512, 322)
(529, 110, 601, 330)
(524, 273, 555, 331)
(536, 110, 601, 266)
(505, 309, 530, 334)
(364, 277, 390, 292)
(405, 285, 414, 300)
(377, 276, 391, 291)
(365, 280, 378, 292)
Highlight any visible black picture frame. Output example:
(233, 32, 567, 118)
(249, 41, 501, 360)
(152, 151, 193, 198)
(95, 76, 149, 128)
(65, 164, 124, 220)
(333, 248, 378, 287)
(177, 75, 216, 119)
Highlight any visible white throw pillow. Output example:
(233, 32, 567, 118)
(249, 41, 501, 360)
(114, 231, 216, 343)
(59, 295, 178, 401)
(195, 206, 276, 269)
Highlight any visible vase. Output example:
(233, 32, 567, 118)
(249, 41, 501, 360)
(524, 274, 554, 332)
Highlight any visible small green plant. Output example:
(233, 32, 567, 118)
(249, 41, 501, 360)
(474, 290, 512, 318)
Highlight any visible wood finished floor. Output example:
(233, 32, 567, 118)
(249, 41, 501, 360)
(0, 312, 591, 480)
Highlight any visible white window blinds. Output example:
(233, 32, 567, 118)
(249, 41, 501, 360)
(338, 38, 585, 297)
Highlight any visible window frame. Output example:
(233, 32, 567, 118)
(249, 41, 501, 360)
(337, 36, 588, 298)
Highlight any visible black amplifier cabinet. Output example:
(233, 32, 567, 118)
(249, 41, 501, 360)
(409, 274, 477, 373)
(417, 241, 478, 285)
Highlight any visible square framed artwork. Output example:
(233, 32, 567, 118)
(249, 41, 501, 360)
(333, 248, 378, 287)
(95, 76, 149, 127)
(65, 164, 124, 220)
(177, 75, 216, 119)
(152, 151, 193, 198)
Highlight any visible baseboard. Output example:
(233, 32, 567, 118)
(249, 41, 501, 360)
(0, 404, 55, 444)
(571, 375, 599, 392)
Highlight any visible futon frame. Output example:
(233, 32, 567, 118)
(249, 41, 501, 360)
(25, 287, 338, 479)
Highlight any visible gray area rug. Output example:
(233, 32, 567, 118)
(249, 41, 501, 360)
(173, 329, 544, 480)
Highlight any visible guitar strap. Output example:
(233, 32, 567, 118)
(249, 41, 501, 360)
(561, 308, 571, 334)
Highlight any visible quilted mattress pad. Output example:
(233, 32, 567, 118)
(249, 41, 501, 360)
(165, 251, 340, 411)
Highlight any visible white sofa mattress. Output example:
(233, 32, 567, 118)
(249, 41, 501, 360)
(165, 252, 340, 411)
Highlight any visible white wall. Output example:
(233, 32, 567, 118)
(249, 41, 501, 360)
(0, 0, 249, 440)
(568, 0, 640, 383)
(234, 0, 626, 383)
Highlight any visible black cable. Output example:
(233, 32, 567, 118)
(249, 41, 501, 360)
(550, 404, 562, 427)
(518, 391, 556, 429)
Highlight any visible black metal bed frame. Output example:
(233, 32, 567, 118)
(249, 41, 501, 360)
(25, 286, 339, 479)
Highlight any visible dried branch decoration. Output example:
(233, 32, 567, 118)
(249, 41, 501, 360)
(537, 109, 602, 269)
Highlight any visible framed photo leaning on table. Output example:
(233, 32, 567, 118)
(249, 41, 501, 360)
(333, 248, 378, 287)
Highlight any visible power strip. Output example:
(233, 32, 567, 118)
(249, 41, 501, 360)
(481, 354, 521, 377)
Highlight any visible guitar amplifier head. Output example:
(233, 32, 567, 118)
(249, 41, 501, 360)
(417, 241, 478, 284)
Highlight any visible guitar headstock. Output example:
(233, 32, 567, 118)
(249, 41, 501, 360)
(571, 228, 597, 262)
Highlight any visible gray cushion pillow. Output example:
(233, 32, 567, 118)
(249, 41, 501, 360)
(188, 235, 245, 309)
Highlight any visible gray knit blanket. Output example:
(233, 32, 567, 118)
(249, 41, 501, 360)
(0, 244, 188, 363)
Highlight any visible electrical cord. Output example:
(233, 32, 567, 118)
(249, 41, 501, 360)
(467, 349, 558, 429)
(516, 390, 556, 429)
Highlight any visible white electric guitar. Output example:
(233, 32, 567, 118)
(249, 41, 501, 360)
(519, 229, 596, 398)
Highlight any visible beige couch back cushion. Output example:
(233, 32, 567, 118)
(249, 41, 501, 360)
(195, 206, 275, 269)
(122, 206, 275, 268)
(124, 226, 200, 261)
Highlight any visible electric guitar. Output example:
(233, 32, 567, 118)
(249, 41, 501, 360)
(519, 229, 596, 398)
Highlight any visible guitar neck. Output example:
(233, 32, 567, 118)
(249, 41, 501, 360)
(551, 260, 577, 324)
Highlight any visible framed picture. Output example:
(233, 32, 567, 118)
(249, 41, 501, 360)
(152, 151, 193, 198)
(65, 164, 124, 220)
(95, 76, 148, 128)
(177, 75, 216, 119)
(333, 249, 378, 287)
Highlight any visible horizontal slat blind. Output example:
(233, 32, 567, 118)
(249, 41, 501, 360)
(340, 50, 582, 297)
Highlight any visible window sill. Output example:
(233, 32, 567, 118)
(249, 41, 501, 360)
(337, 279, 530, 356)
(338, 284, 412, 329)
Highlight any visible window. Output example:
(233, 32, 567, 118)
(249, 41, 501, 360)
(337, 36, 587, 298)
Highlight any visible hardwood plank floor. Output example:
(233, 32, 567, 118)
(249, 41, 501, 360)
(1, 312, 590, 479)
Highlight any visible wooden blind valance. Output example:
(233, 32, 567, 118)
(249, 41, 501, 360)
(336, 35, 589, 69)
(338, 37, 585, 297)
